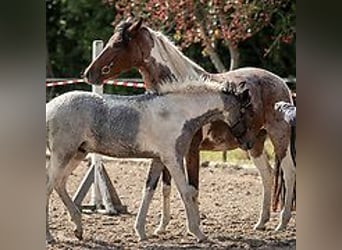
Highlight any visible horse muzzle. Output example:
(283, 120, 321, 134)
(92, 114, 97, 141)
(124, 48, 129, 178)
(238, 140, 254, 151)
(82, 70, 102, 85)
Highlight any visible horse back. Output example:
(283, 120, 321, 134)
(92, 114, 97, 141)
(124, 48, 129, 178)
(212, 67, 293, 125)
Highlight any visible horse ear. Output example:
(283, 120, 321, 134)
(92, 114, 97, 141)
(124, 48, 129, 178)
(221, 81, 236, 94)
(238, 81, 247, 90)
(127, 18, 143, 38)
(239, 89, 251, 106)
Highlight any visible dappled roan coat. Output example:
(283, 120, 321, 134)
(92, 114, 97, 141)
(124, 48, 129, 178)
(46, 80, 251, 243)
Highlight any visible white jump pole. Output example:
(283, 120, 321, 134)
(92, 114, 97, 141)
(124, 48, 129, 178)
(90, 40, 118, 214)
(90, 40, 105, 209)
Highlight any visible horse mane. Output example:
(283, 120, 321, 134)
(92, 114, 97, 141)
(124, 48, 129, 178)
(156, 78, 224, 96)
(145, 27, 207, 79)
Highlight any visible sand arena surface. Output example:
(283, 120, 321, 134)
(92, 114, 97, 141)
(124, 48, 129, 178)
(47, 159, 296, 250)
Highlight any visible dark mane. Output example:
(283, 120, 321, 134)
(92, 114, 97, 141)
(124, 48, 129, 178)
(114, 19, 132, 33)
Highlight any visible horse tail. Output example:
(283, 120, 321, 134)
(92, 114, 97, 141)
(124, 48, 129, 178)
(290, 125, 296, 166)
(272, 157, 284, 211)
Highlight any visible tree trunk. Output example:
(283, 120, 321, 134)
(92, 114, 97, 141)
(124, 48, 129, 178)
(193, 1, 227, 73)
(193, 1, 228, 162)
(217, 6, 240, 71)
(228, 44, 240, 70)
(205, 44, 227, 73)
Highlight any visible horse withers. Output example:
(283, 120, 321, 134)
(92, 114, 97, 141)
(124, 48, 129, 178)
(46, 79, 251, 243)
(82, 17, 296, 233)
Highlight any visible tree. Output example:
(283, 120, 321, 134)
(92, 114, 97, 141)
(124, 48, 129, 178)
(106, 0, 295, 72)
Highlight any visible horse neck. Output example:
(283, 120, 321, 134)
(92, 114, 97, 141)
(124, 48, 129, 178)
(139, 29, 209, 91)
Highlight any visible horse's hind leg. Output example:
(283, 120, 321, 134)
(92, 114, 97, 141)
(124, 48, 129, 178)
(154, 168, 171, 235)
(54, 153, 85, 240)
(276, 146, 295, 231)
(248, 129, 273, 230)
(185, 129, 202, 225)
(268, 125, 296, 231)
(135, 158, 163, 241)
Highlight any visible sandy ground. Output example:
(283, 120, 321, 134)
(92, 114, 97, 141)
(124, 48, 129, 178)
(47, 159, 296, 250)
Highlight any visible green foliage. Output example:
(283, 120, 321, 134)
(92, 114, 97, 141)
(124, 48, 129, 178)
(46, 0, 114, 77)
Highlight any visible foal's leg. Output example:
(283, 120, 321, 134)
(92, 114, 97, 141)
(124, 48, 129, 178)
(154, 168, 171, 235)
(46, 156, 58, 244)
(46, 152, 77, 243)
(135, 158, 164, 241)
(248, 129, 273, 230)
(155, 129, 203, 235)
(162, 156, 206, 242)
(54, 154, 85, 240)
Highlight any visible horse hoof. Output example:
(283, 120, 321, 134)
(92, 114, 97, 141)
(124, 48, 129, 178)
(138, 235, 148, 242)
(253, 222, 266, 231)
(154, 227, 166, 235)
(275, 224, 286, 232)
(74, 229, 83, 240)
(197, 235, 208, 243)
(46, 237, 56, 245)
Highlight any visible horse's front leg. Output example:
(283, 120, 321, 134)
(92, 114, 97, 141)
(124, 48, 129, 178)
(135, 158, 163, 241)
(248, 129, 273, 230)
(155, 129, 202, 235)
(161, 156, 206, 242)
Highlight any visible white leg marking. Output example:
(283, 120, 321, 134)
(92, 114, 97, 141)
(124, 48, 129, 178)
(55, 183, 83, 240)
(276, 146, 295, 231)
(46, 191, 55, 244)
(46, 156, 60, 244)
(166, 164, 206, 242)
(250, 151, 273, 230)
(135, 160, 163, 240)
(135, 187, 155, 241)
(154, 184, 171, 235)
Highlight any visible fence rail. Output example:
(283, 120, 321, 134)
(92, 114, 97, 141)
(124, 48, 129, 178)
(46, 78, 145, 88)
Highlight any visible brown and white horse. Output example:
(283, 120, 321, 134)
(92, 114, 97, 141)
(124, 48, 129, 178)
(83, 18, 295, 233)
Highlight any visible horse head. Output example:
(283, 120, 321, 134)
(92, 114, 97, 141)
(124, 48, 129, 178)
(222, 81, 257, 150)
(83, 17, 152, 85)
